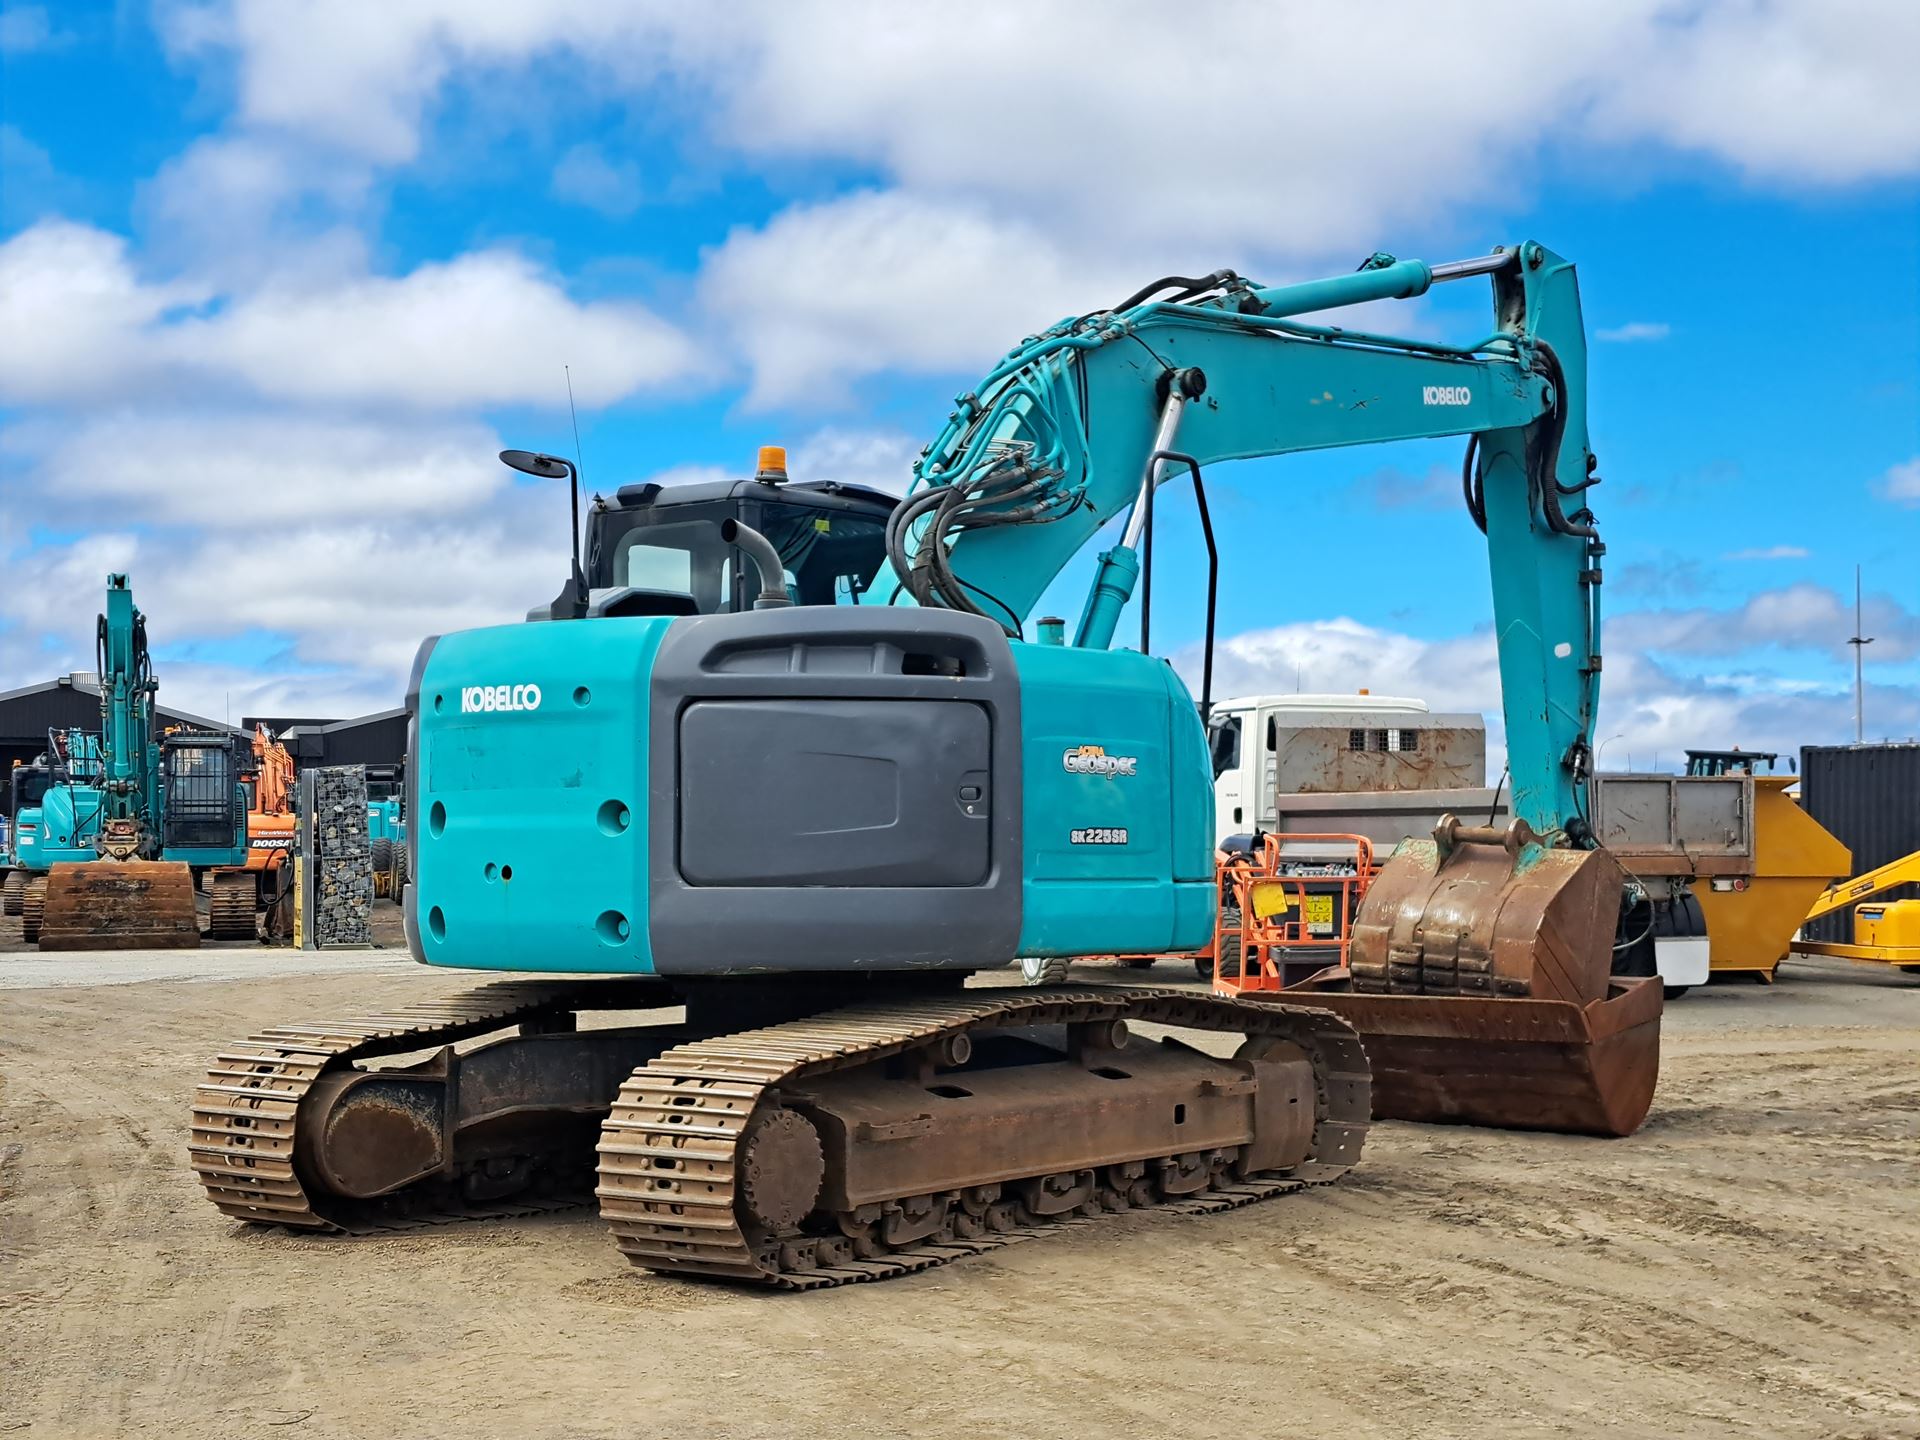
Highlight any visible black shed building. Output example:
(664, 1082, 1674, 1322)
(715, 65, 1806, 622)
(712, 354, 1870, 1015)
(0, 674, 244, 815)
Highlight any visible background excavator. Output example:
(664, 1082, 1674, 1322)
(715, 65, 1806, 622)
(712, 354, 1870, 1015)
(38, 576, 254, 949)
(195, 240, 1648, 1288)
(4, 729, 106, 940)
(240, 725, 298, 941)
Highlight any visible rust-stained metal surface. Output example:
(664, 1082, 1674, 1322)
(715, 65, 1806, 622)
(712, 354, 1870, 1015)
(1290, 975, 1662, 1136)
(1589, 774, 1755, 877)
(38, 859, 200, 951)
(190, 979, 674, 1230)
(192, 980, 1370, 1288)
(1308, 815, 1661, 1136)
(1349, 818, 1621, 1003)
(598, 987, 1369, 1288)
(1268, 714, 1485, 796)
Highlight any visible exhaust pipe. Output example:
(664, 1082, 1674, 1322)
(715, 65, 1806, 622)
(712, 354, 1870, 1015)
(720, 519, 792, 609)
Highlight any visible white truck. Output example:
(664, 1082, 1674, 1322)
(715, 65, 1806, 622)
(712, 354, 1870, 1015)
(1203, 693, 1709, 995)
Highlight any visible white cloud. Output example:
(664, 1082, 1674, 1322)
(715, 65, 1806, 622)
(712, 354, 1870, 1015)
(1724, 545, 1809, 561)
(551, 143, 642, 217)
(11, 412, 509, 527)
(789, 427, 920, 496)
(699, 190, 1138, 408)
(1, 497, 566, 710)
(1176, 611, 1920, 783)
(164, 3, 1920, 230)
(1877, 457, 1920, 506)
(628, 427, 922, 496)
(1596, 321, 1672, 343)
(139, 4, 1920, 406)
(0, 220, 698, 410)
(1613, 582, 1919, 662)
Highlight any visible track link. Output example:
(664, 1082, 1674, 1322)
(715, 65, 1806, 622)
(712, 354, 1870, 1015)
(206, 872, 258, 942)
(598, 986, 1369, 1289)
(189, 979, 674, 1232)
(21, 875, 47, 944)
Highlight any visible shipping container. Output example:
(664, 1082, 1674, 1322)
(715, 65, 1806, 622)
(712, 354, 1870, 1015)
(1798, 743, 1920, 942)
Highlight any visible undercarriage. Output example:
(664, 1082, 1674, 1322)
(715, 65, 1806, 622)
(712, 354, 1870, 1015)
(191, 978, 1369, 1288)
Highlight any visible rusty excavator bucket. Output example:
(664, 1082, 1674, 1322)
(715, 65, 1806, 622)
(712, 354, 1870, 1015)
(1295, 816, 1661, 1137)
(37, 859, 201, 951)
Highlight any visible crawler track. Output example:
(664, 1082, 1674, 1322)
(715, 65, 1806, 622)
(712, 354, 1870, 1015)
(189, 979, 674, 1231)
(191, 981, 1368, 1286)
(599, 986, 1369, 1288)
(21, 875, 47, 944)
(206, 872, 258, 942)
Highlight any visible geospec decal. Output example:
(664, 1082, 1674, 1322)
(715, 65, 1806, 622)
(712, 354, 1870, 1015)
(461, 683, 543, 714)
(1062, 744, 1137, 779)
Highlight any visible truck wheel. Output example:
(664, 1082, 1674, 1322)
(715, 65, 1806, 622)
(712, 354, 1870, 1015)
(1019, 956, 1070, 986)
(1662, 986, 1692, 1000)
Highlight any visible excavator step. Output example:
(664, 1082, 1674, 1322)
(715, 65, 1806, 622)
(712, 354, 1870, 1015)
(38, 860, 200, 951)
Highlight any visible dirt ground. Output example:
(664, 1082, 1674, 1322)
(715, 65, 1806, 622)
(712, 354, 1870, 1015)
(3, 920, 1917, 1440)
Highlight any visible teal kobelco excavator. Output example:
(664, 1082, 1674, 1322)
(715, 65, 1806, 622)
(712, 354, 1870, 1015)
(38, 575, 256, 948)
(194, 242, 1651, 1287)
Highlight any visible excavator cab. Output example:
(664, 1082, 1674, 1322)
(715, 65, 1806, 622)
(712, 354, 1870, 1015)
(556, 462, 897, 621)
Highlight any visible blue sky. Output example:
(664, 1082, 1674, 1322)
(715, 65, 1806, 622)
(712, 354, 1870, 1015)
(2, 0, 1916, 767)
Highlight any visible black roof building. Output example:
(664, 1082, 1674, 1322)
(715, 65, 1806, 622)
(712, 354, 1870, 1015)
(0, 674, 244, 814)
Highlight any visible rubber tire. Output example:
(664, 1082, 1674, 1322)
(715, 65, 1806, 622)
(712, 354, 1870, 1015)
(1019, 956, 1070, 986)
(1662, 985, 1692, 1000)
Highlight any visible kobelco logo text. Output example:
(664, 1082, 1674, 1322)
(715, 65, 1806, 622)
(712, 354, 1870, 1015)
(1062, 744, 1137, 779)
(1422, 385, 1472, 406)
(461, 683, 543, 714)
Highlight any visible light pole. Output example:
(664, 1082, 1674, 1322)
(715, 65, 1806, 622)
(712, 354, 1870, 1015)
(1596, 732, 1626, 771)
(1847, 564, 1873, 744)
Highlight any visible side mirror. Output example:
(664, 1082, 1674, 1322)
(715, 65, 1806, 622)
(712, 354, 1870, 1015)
(498, 449, 573, 480)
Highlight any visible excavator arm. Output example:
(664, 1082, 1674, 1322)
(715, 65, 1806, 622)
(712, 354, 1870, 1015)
(880, 244, 1602, 841)
(882, 244, 1654, 1135)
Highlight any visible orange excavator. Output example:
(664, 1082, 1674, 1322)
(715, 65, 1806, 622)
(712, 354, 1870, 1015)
(223, 726, 296, 941)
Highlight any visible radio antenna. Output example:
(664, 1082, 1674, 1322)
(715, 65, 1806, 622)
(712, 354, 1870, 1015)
(565, 365, 585, 475)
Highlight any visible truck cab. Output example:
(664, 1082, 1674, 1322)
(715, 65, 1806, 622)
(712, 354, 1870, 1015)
(1206, 693, 1501, 846)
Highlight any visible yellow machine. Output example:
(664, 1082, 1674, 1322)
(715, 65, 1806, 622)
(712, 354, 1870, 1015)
(1592, 757, 1851, 986)
(1790, 849, 1920, 973)
(1695, 775, 1853, 981)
